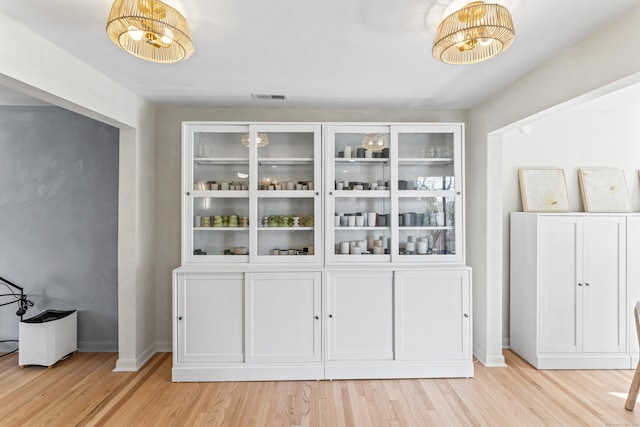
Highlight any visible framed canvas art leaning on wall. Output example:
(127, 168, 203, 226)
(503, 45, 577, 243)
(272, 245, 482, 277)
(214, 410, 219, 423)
(518, 168, 571, 212)
(578, 168, 631, 212)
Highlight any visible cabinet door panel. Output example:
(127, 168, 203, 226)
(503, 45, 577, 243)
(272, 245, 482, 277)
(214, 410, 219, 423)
(628, 216, 640, 360)
(393, 125, 463, 263)
(395, 270, 470, 361)
(183, 124, 250, 264)
(326, 271, 394, 360)
(582, 217, 626, 353)
(539, 216, 579, 353)
(246, 272, 321, 363)
(176, 274, 244, 362)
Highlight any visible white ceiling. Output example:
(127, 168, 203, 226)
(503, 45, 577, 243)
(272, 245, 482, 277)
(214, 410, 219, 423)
(0, 0, 639, 109)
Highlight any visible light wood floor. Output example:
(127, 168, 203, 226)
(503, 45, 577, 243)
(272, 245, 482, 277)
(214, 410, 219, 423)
(1, 350, 640, 426)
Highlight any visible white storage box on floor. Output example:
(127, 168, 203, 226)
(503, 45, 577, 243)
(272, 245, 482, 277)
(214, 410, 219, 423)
(19, 309, 77, 368)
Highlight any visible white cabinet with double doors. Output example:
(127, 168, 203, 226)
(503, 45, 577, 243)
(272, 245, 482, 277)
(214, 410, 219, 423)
(324, 269, 473, 379)
(174, 121, 472, 381)
(173, 271, 323, 381)
(510, 213, 628, 369)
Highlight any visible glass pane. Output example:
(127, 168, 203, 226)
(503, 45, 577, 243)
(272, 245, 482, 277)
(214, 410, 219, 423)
(397, 132, 455, 191)
(257, 197, 315, 256)
(193, 131, 249, 191)
(398, 196, 456, 255)
(257, 132, 315, 159)
(257, 230, 315, 256)
(397, 132, 453, 159)
(194, 164, 250, 191)
(257, 131, 316, 191)
(334, 197, 391, 255)
(194, 131, 248, 159)
(334, 131, 390, 190)
(192, 197, 249, 256)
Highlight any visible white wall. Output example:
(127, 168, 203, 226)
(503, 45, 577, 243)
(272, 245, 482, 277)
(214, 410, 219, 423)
(501, 109, 640, 345)
(503, 109, 640, 214)
(468, 6, 640, 365)
(0, 12, 157, 370)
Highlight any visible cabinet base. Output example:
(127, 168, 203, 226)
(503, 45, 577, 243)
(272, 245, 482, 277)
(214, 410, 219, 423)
(172, 361, 474, 382)
(325, 361, 474, 380)
(172, 364, 324, 382)
(518, 354, 632, 370)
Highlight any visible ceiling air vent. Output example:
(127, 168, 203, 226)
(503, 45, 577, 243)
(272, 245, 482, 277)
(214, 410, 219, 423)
(251, 93, 288, 101)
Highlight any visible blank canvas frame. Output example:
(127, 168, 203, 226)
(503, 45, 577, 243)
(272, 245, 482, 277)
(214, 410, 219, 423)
(518, 168, 570, 212)
(578, 168, 631, 212)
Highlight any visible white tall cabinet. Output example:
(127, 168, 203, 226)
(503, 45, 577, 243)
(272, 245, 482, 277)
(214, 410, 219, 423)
(173, 122, 473, 381)
(510, 213, 631, 369)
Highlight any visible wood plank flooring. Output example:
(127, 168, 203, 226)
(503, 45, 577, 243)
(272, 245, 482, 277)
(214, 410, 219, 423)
(1, 350, 639, 426)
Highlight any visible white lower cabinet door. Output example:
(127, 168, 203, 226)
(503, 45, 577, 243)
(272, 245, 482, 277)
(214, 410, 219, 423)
(581, 216, 626, 353)
(394, 270, 471, 361)
(539, 216, 580, 353)
(175, 273, 244, 363)
(245, 272, 321, 363)
(628, 216, 640, 364)
(326, 271, 394, 361)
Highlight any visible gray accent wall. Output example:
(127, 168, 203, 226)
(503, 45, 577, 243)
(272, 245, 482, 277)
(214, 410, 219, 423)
(0, 106, 119, 352)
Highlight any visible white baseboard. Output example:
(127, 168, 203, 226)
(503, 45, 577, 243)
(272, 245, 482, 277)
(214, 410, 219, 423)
(113, 342, 157, 372)
(155, 340, 171, 352)
(473, 343, 507, 367)
(483, 354, 507, 367)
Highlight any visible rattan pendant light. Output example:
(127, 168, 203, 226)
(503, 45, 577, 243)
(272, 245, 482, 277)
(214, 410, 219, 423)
(432, 1, 514, 65)
(106, 0, 194, 63)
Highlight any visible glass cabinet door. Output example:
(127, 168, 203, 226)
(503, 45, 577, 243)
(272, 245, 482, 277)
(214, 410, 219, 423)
(326, 125, 392, 263)
(392, 125, 463, 263)
(252, 124, 322, 263)
(183, 124, 250, 263)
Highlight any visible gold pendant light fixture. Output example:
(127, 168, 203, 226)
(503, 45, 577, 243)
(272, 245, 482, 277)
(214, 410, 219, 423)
(106, 0, 194, 63)
(432, 1, 515, 65)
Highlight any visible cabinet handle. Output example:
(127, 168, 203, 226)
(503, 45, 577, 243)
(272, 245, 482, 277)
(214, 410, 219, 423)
(315, 192, 319, 196)
(328, 314, 333, 318)
(178, 316, 183, 320)
(186, 192, 190, 196)
(585, 283, 590, 287)
(329, 191, 333, 196)
(457, 191, 461, 195)
(315, 315, 319, 320)
(578, 283, 583, 286)
(463, 314, 469, 318)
